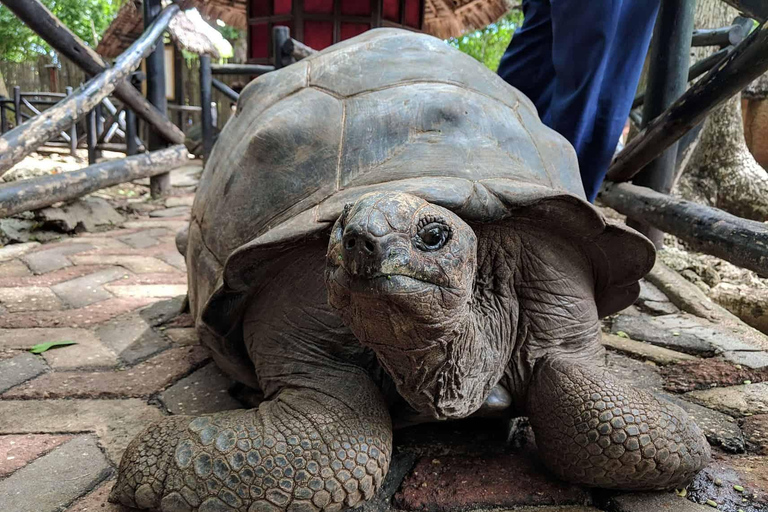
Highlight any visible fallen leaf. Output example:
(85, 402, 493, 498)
(29, 341, 77, 354)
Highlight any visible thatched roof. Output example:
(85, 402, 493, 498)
(97, 1, 221, 59)
(97, 0, 513, 58)
(425, 0, 515, 40)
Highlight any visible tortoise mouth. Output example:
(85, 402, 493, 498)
(327, 266, 437, 296)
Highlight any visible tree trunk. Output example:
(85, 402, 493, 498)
(675, 0, 768, 221)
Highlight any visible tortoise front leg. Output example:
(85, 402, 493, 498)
(526, 356, 710, 490)
(109, 372, 392, 512)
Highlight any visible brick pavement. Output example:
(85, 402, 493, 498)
(0, 176, 766, 512)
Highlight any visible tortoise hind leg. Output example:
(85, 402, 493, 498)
(526, 355, 710, 490)
(109, 370, 392, 512)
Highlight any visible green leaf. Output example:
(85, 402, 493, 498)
(615, 331, 629, 339)
(29, 340, 77, 354)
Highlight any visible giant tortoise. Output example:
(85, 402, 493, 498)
(111, 28, 710, 512)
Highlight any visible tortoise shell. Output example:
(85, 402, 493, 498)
(186, 28, 654, 386)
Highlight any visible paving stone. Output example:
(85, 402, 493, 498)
(657, 393, 745, 454)
(64, 479, 131, 512)
(741, 414, 768, 455)
(22, 243, 94, 274)
(686, 382, 768, 417)
(158, 249, 186, 270)
(165, 327, 199, 345)
(687, 452, 768, 512)
(165, 195, 195, 207)
(611, 314, 716, 356)
(104, 283, 187, 299)
(661, 360, 767, 393)
(71, 253, 177, 273)
(149, 205, 191, 218)
(3, 345, 209, 399)
(601, 332, 697, 365)
(0, 353, 48, 393)
(110, 272, 186, 286)
(123, 219, 189, 232)
(0, 264, 110, 288)
(0, 241, 40, 262)
(159, 362, 241, 415)
(635, 280, 680, 316)
(139, 295, 186, 326)
(0, 297, 155, 329)
(57, 236, 131, 250)
(0, 433, 73, 477)
(117, 230, 161, 249)
(395, 450, 590, 511)
(603, 351, 664, 391)
(0, 258, 31, 277)
(605, 491, 710, 511)
(97, 310, 170, 363)
(0, 327, 117, 369)
(0, 398, 165, 464)
(0, 285, 63, 312)
(0, 435, 112, 512)
(51, 267, 130, 308)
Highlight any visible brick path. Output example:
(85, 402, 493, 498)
(0, 172, 767, 511)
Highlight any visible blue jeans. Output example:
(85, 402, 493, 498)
(497, 0, 660, 201)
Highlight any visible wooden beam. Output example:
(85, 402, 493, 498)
(721, 0, 767, 22)
(0, 0, 185, 145)
(0, 146, 189, 218)
(0, 4, 179, 176)
(212, 79, 240, 103)
(606, 21, 768, 183)
(600, 182, 768, 277)
(210, 63, 275, 75)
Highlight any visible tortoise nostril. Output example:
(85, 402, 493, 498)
(345, 238, 356, 250)
(364, 240, 375, 253)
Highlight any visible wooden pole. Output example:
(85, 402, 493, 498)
(600, 183, 768, 277)
(273, 26, 293, 69)
(86, 109, 98, 165)
(0, 101, 6, 134)
(628, 0, 695, 247)
(144, 0, 170, 198)
(0, 0, 184, 146)
(0, 145, 189, 218)
(126, 108, 138, 156)
(12, 86, 21, 127)
(173, 43, 184, 129)
(210, 64, 275, 75)
(212, 79, 239, 103)
(0, 4, 179, 176)
(65, 86, 77, 156)
(606, 21, 768, 184)
(200, 54, 213, 162)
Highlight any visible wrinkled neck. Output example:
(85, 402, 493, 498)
(371, 272, 516, 420)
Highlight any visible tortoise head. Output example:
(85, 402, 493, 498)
(325, 191, 487, 419)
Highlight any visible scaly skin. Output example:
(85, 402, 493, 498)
(527, 356, 710, 490)
(110, 375, 392, 512)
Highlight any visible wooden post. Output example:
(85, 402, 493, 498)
(210, 64, 275, 75)
(0, 100, 7, 134)
(0, 145, 189, 218)
(606, 21, 768, 184)
(65, 86, 77, 156)
(212, 79, 239, 103)
(600, 182, 768, 277)
(174, 43, 184, 129)
(628, 0, 695, 247)
(144, 0, 170, 198)
(272, 26, 292, 69)
(12, 86, 21, 127)
(0, 0, 184, 146)
(86, 109, 98, 165)
(0, 4, 177, 175)
(200, 54, 213, 162)
(126, 109, 138, 156)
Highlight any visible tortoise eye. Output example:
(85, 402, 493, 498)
(416, 222, 451, 251)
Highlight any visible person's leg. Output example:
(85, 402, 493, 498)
(546, 0, 659, 201)
(496, 0, 556, 115)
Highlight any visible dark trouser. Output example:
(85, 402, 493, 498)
(497, 0, 660, 201)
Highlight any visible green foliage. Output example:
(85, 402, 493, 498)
(0, 0, 122, 63)
(29, 340, 77, 354)
(447, 10, 524, 72)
